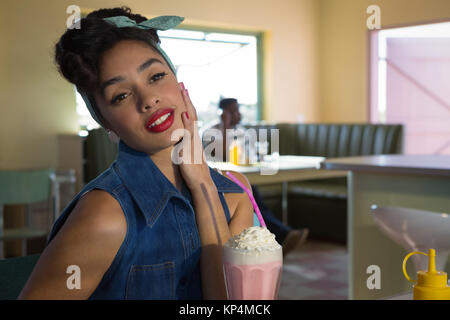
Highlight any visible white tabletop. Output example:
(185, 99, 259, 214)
(321, 155, 450, 177)
(208, 155, 325, 174)
(208, 155, 343, 225)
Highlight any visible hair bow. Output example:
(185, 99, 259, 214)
(103, 15, 184, 31)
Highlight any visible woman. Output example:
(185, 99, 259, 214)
(18, 7, 253, 300)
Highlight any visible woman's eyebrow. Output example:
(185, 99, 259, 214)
(137, 58, 163, 73)
(101, 76, 125, 95)
(101, 58, 164, 95)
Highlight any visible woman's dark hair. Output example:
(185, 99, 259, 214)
(54, 6, 161, 94)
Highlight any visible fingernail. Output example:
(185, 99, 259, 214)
(185, 89, 189, 98)
(185, 112, 189, 119)
(180, 82, 185, 90)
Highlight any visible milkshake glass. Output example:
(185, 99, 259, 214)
(223, 226, 283, 300)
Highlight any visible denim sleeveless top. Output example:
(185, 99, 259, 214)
(46, 141, 243, 300)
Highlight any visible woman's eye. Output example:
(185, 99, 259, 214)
(149, 72, 167, 83)
(111, 93, 128, 105)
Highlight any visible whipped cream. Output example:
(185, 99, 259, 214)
(225, 226, 282, 252)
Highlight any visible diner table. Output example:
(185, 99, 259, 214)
(321, 154, 450, 300)
(208, 156, 346, 225)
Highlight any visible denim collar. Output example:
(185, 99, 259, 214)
(114, 141, 243, 227)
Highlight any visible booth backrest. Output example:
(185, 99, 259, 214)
(244, 123, 403, 157)
(84, 123, 403, 183)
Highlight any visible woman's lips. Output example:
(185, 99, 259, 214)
(146, 108, 175, 133)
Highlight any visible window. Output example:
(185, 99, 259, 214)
(370, 22, 450, 155)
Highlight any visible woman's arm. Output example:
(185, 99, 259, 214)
(177, 86, 253, 300)
(189, 180, 232, 300)
(189, 173, 253, 300)
(18, 190, 126, 299)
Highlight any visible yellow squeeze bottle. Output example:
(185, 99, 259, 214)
(402, 249, 450, 300)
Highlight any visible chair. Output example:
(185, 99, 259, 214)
(0, 253, 40, 299)
(371, 205, 450, 273)
(0, 169, 55, 258)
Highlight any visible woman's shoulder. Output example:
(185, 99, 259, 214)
(69, 189, 127, 235)
(49, 189, 127, 256)
(214, 169, 251, 192)
(215, 170, 253, 220)
(47, 165, 126, 245)
(18, 189, 127, 299)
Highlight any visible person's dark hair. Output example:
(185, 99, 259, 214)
(54, 6, 161, 95)
(219, 98, 238, 110)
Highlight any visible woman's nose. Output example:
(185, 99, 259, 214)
(139, 93, 159, 112)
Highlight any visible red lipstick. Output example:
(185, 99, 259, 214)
(145, 108, 175, 133)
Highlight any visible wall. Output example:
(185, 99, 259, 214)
(4, 0, 447, 170)
(0, 4, 11, 168)
(1, 1, 80, 170)
(319, 0, 450, 123)
(0, 0, 320, 169)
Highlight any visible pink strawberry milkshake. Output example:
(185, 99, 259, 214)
(223, 226, 283, 300)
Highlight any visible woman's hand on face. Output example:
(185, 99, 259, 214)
(177, 83, 213, 192)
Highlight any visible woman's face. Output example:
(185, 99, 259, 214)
(94, 40, 186, 155)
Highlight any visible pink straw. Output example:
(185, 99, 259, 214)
(226, 171, 266, 228)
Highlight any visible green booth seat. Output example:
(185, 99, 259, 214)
(0, 253, 40, 299)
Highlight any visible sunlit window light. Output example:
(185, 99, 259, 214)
(75, 88, 100, 134)
(380, 22, 450, 38)
(158, 29, 205, 40)
(205, 33, 256, 44)
(375, 21, 450, 125)
(78, 130, 89, 137)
